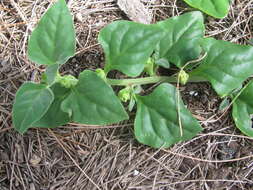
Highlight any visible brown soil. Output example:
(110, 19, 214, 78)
(1, 0, 253, 189)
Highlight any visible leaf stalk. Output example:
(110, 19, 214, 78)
(106, 76, 207, 86)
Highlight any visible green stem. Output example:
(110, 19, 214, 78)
(106, 76, 207, 86)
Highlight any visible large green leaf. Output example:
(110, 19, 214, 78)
(134, 83, 202, 148)
(34, 83, 71, 128)
(61, 70, 129, 125)
(156, 11, 204, 68)
(28, 0, 75, 65)
(183, 0, 230, 18)
(232, 81, 253, 137)
(98, 21, 164, 77)
(12, 83, 54, 134)
(191, 38, 253, 97)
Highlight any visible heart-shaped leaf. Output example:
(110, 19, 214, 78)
(183, 0, 230, 18)
(232, 81, 253, 137)
(134, 83, 202, 148)
(156, 11, 204, 68)
(61, 70, 129, 125)
(12, 83, 54, 134)
(28, 0, 75, 65)
(34, 83, 71, 128)
(191, 38, 253, 97)
(98, 21, 164, 77)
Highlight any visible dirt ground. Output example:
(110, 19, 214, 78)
(1, 0, 253, 189)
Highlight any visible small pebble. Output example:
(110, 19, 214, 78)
(133, 169, 139, 176)
(76, 12, 83, 22)
(189, 91, 198, 96)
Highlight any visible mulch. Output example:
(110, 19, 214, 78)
(0, 0, 253, 189)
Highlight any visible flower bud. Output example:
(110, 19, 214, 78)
(179, 70, 189, 85)
(118, 87, 131, 102)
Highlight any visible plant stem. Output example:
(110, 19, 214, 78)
(106, 76, 207, 86)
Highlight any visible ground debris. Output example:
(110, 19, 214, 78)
(117, 0, 152, 24)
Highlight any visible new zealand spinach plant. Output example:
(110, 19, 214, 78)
(12, 0, 253, 148)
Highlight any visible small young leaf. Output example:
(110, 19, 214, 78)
(232, 81, 253, 137)
(61, 70, 129, 125)
(191, 38, 253, 97)
(128, 85, 142, 111)
(55, 75, 78, 88)
(133, 85, 143, 94)
(44, 64, 59, 85)
(98, 21, 164, 77)
(128, 97, 136, 112)
(156, 11, 204, 68)
(12, 83, 54, 134)
(183, 0, 230, 19)
(219, 97, 230, 111)
(34, 83, 71, 128)
(28, 0, 75, 65)
(144, 58, 156, 76)
(95, 68, 107, 81)
(134, 83, 202, 148)
(155, 58, 170, 69)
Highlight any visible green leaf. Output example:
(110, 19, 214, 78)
(191, 38, 253, 97)
(144, 58, 156, 76)
(128, 97, 136, 112)
(232, 81, 253, 137)
(34, 83, 71, 128)
(28, 0, 75, 65)
(98, 21, 164, 77)
(134, 83, 202, 148)
(44, 64, 59, 85)
(61, 70, 129, 125)
(155, 58, 170, 69)
(219, 97, 230, 111)
(12, 83, 54, 134)
(156, 11, 204, 68)
(183, 0, 230, 18)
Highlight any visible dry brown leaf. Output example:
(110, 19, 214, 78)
(117, 0, 152, 24)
